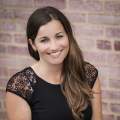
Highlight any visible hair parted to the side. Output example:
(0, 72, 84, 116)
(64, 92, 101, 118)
(26, 6, 93, 120)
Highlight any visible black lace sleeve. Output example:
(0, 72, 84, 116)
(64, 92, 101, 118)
(84, 62, 98, 89)
(6, 68, 35, 104)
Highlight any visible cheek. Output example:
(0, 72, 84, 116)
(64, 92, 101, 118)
(36, 44, 48, 53)
(61, 38, 69, 48)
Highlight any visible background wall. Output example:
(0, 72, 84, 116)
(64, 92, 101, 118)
(0, 0, 120, 120)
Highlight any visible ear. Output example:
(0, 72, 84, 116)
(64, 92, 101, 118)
(28, 39, 37, 51)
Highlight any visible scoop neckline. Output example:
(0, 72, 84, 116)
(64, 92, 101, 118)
(29, 66, 62, 87)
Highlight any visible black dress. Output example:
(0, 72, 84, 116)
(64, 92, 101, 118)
(6, 62, 98, 120)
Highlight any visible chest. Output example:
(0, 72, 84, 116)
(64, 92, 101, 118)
(30, 84, 74, 120)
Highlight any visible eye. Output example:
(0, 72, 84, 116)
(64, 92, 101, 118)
(40, 38, 49, 43)
(56, 35, 64, 39)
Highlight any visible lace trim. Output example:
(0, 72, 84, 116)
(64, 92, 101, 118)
(84, 62, 98, 88)
(6, 62, 98, 101)
(6, 68, 37, 100)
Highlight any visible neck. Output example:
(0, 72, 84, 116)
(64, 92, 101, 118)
(34, 61, 63, 81)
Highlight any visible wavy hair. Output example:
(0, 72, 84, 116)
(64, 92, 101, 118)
(26, 6, 93, 120)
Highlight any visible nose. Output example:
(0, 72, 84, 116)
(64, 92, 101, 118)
(50, 40, 59, 51)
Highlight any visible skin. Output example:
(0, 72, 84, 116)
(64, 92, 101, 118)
(5, 92, 31, 120)
(91, 77, 102, 120)
(30, 19, 69, 66)
(29, 20, 69, 84)
(5, 19, 102, 120)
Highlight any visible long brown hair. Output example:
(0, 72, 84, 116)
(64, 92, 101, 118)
(26, 6, 93, 120)
(61, 34, 92, 119)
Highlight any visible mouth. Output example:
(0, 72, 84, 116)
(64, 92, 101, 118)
(48, 50, 63, 58)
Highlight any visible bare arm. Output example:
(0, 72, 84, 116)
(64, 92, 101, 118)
(5, 92, 31, 120)
(91, 77, 102, 120)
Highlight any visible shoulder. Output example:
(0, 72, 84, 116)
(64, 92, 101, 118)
(6, 67, 37, 102)
(84, 61, 98, 88)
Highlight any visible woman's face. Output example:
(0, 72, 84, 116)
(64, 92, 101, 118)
(33, 19, 69, 65)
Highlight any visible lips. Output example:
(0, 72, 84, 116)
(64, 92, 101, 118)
(48, 50, 63, 58)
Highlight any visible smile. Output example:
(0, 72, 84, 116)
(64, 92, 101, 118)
(48, 50, 63, 58)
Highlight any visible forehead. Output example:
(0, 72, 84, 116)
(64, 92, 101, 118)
(37, 19, 65, 36)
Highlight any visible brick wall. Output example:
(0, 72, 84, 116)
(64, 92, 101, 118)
(0, 0, 120, 120)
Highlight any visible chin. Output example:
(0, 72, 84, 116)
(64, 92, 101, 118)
(48, 60, 64, 65)
(47, 58, 65, 65)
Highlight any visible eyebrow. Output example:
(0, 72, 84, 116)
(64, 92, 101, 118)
(38, 32, 64, 40)
(57, 32, 63, 34)
(56, 32, 64, 35)
(37, 36, 48, 40)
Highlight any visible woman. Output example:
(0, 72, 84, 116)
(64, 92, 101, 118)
(5, 6, 102, 120)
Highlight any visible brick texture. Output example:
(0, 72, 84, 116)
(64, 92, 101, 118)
(117, 116, 120, 120)
(69, 0, 103, 13)
(103, 114, 115, 120)
(114, 41, 120, 51)
(0, 0, 120, 119)
(34, 0, 66, 9)
(104, 1, 120, 14)
(106, 27, 120, 38)
(97, 40, 111, 50)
